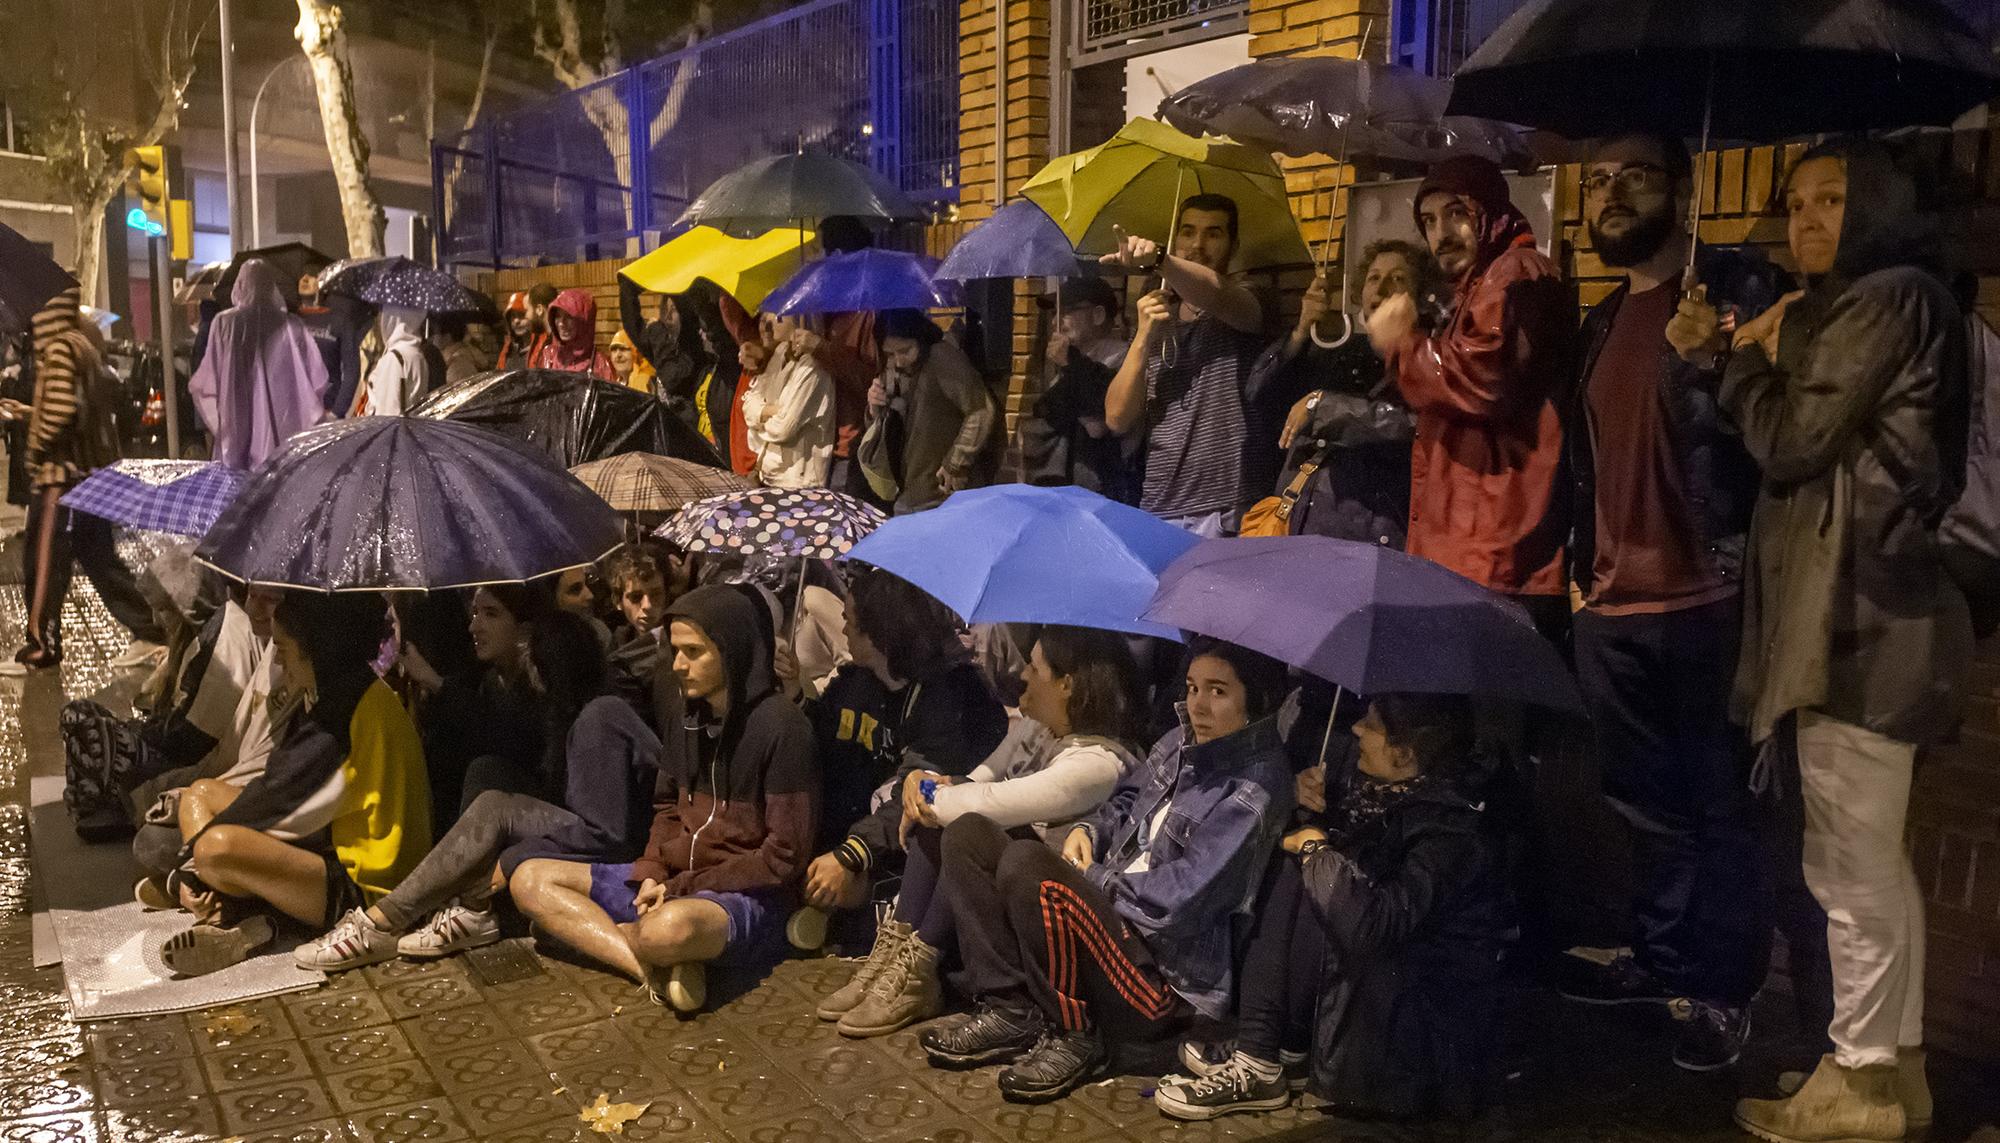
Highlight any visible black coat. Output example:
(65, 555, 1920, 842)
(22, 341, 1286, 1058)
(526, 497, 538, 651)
(1247, 337, 1413, 545)
(1301, 778, 1510, 1118)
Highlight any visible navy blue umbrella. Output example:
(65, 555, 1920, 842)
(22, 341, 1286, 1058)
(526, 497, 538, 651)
(0, 220, 78, 336)
(1143, 536, 1582, 712)
(935, 201, 1082, 282)
(319, 256, 497, 319)
(846, 484, 1198, 638)
(764, 249, 959, 316)
(196, 417, 622, 591)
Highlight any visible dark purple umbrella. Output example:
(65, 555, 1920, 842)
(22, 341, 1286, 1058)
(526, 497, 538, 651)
(196, 416, 622, 591)
(935, 201, 1082, 282)
(763, 250, 959, 316)
(319, 256, 497, 319)
(1142, 536, 1582, 712)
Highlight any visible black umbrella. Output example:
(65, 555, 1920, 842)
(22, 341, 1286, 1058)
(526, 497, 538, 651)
(1159, 57, 1533, 168)
(411, 368, 727, 470)
(319, 255, 498, 319)
(0, 221, 78, 337)
(215, 242, 334, 307)
(679, 153, 926, 232)
(1447, 0, 2000, 142)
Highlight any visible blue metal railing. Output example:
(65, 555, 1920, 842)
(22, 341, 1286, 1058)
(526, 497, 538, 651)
(434, 0, 959, 267)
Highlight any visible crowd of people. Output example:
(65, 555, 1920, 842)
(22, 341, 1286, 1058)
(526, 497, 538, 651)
(0, 127, 1986, 1143)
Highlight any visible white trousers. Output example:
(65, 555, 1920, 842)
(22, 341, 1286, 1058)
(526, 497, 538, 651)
(1795, 711, 1925, 1067)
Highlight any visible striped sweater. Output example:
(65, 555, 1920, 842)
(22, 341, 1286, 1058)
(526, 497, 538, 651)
(27, 288, 86, 488)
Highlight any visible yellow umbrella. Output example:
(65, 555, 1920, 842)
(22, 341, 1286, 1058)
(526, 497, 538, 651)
(620, 225, 819, 312)
(1020, 118, 1309, 271)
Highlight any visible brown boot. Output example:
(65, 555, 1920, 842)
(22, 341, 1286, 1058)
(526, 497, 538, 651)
(1898, 1049, 1931, 1138)
(1734, 1055, 1905, 1143)
(815, 918, 909, 1021)
(837, 934, 942, 1038)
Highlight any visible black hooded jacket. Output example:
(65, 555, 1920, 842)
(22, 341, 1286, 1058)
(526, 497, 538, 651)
(630, 585, 817, 896)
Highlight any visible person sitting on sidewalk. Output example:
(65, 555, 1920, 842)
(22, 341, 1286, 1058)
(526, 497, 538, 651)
(1154, 694, 1510, 1122)
(918, 637, 1294, 1103)
(153, 592, 432, 976)
(509, 585, 815, 1011)
(294, 611, 661, 969)
(817, 625, 1144, 1039)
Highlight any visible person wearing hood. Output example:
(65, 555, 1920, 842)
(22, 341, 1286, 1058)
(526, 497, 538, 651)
(353, 306, 442, 417)
(608, 328, 655, 393)
(509, 584, 816, 1012)
(1157, 693, 1510, 1122)
(1724, 139, 1972, 1143)
(1371, 155, 1572, 631)
(188, 258, 331, 469)
(533, 288, 615, 381)
(4, 288, 165, 675)
(497, 291, 544, 371)
(822, 625, 1146, 1040)
(920, 637, 1294, 1104)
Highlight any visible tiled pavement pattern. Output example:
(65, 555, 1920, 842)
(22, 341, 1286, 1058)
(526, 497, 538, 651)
(0, 560, 1996, 1143)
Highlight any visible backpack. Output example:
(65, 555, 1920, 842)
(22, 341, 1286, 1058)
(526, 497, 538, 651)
(1940, 312, 2000, 637)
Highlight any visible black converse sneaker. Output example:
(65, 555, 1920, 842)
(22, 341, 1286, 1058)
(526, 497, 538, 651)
(1154, 1052, 1293, 1121)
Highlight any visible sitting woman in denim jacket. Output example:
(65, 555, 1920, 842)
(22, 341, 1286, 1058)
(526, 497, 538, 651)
(917, 637, 1295, 1104)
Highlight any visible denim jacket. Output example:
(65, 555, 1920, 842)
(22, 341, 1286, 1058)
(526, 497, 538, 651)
(1077, 709, 1294, 1019)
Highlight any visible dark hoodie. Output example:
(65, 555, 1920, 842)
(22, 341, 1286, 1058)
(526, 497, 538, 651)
(629, 585, 818, 896)
(1385, 156, 1572, 597)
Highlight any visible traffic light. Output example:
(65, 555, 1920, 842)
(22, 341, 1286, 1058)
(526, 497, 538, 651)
(125, 145, 169, 229)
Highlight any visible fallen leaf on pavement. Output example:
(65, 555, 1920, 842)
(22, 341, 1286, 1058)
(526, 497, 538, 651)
(579, 1093, 651, 1135)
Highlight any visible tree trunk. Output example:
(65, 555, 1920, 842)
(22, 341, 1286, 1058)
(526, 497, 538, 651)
(70, 186, 113, 309)
(294, 0, 385, 257)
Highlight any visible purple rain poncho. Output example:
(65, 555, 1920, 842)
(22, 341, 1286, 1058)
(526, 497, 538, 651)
(189, 258, 330, 469)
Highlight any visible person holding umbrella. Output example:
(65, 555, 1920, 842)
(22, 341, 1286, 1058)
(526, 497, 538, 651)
(188, 258, 332, 470)
(1725, 139, 1972, 1143)
(1020, 277, 1140, 503)
(869, 309, 996, 515)
(1557, 133, 1791, 1074)
(1369, 156, 1572, 634)
(741, 314, 836, 489)
(1101, 195, 1275, 537)
(353, 307, 444, 417)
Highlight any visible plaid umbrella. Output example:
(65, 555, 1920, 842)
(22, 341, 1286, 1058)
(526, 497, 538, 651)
(657, 487, 885, 560)
(60, 461, 246, 537)
(570, 453, 753, 514)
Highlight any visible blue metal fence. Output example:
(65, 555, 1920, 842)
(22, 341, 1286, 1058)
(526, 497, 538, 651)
(435, 0, 960, 267)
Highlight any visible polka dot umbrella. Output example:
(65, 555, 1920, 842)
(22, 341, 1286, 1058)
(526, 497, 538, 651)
(656, 487, 886, 561)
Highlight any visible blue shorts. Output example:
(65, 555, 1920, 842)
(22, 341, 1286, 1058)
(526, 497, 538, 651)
(587, 863, 785, 962)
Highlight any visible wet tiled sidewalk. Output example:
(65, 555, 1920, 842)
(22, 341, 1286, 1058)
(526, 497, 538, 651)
(1, 575, 1995, 1143)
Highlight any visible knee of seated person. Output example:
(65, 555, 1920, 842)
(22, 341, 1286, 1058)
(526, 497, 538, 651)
(939, 813, 998, 859)
(191, 824, 248, 869)
(638, 906, 703, 959)
(508, 860, 558, 908)
(994, 836, 1052, 887)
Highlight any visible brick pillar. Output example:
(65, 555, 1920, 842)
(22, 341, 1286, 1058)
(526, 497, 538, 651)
(958, 0, 1055, 450)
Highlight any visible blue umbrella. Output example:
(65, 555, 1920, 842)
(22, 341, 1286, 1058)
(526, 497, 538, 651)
(935, 201, 1082, 282)
(319, 256, 497, 319)
(845, 484, 1198, 639)
(763, 250, 959, 316)
(197, 417, 622, 591)
(1143, 536, 1582, 711)
(61, 460, 246, 537)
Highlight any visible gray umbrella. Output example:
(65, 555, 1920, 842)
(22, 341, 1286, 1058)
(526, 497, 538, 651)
(679, 153, 926, 232)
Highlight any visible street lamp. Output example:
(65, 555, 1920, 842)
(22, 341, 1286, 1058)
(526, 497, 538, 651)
(248, 56, 306, 248)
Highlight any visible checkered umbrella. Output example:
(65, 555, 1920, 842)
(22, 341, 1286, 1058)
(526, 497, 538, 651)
(657, 487, 885, 560)
(60, 461, 246, 537)
(569, 453, 753, 514)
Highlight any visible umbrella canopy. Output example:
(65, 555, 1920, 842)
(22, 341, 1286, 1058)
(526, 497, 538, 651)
(413, 369, 725, 469)
(845, 484, 1198, 638)
(0, 220, 78, 336)
(763, 250, 959, 316)
(1143, 536, 1583, 712)
(570, 452, 754, 514)
(1447, 0, 2000, 140)
(1158, 57, 1533, 168)
(1021, 118, 1309, 269)
(197, 417, 622, 591)
(60, 460, 245, 538)
(935, 200, 1083, 282)
(319, 256, 497, 319)
(215, 242, 334, 307)
(621, 225, 818, 313)
(659, 487, 885, 560)
(680, 153, 925, 232)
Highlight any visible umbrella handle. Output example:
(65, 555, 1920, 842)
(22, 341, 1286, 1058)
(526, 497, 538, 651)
(1309, 311, 1355, 350)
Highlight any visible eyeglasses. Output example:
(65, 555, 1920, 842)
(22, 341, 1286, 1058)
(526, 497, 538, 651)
(1582, 164, 1671, 197)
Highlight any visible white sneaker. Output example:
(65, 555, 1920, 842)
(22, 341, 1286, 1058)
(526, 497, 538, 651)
(294, 908, 399, 971)
(110, 640, 165, 669)
(645, 962, 706, 1012)
(396, 901, 501, 959)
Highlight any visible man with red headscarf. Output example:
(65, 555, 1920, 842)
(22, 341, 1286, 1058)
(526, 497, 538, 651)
(1369, 155, 1572, 633)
